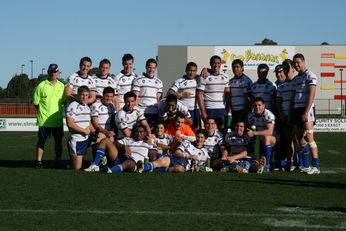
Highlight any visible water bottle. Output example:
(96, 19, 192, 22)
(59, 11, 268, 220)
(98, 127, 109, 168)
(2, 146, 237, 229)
(225, 112, 232, 130)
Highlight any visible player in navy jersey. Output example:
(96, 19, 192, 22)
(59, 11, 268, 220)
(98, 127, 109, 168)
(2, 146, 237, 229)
(132, 58, 163, 127)
(65, 57, 97, 105)
(167, 62, 201, 130)
(197, 55, 229, 131)
(224, 59, 253, 130)
(222, 120, 252, 173)
(113, 54, 137, 109)
(291, 53, 320, 174)
(250, 64, 276, 111)
(247, 97, 276, 173)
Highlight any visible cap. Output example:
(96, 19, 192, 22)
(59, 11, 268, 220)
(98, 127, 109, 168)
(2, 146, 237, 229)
(274, 64, 283, 73)
(47, 64, 59, 74)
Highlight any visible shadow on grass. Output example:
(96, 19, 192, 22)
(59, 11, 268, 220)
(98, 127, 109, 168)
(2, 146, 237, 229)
(225, 177, 346, 189)
(279, 204, 346, 214)
(0, 160, 71, 169)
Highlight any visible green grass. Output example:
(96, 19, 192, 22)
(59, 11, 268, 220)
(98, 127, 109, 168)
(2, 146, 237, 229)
(0, 132, 345, 230)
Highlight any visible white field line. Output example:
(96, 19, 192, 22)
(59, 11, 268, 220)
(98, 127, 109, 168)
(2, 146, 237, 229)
(0, 208, 345, 219)
(264, 218, 346, 230)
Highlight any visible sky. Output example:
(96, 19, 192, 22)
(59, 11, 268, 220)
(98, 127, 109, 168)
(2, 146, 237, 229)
(1, 0, 345, 88)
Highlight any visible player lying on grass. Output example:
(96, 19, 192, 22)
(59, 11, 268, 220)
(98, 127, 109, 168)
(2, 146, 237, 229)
(85, 124, 156, 173)
(141, 129, 211, 173)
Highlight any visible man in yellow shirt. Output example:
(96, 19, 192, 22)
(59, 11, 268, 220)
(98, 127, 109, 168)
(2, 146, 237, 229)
(32, 64, 65, 168)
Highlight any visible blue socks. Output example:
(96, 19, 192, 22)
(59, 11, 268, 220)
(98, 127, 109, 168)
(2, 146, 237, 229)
(312, 157, 319, 168)
(264, 145, 272, 167)
(110, 164, 123, 173)
(143, 162, 154, 172)
(93, 147, 105, 165)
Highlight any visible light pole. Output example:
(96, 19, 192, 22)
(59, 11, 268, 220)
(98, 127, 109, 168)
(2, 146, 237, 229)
(21, 64, 25, 74)
(41, 68, 45, 75)
(30, 60, 34, 79)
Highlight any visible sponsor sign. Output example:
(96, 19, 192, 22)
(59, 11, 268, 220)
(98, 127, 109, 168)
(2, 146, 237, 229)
(0, 118, 68, 131)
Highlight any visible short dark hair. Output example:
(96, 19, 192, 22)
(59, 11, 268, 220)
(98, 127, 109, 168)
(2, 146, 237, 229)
(146, 58, 157, 68)
(77, 85, 90, 95)
(282, 59, 294, 76)
(257, 63, 269, 71)
(166, 94, 178, 103)
(124, 91, 137, 101)
(122, 53, 134, 64)
(175, 111, 185, 120)
(253, 97, 264, 104)
(293, 53, 305, 61)
(232, 59, 244, 67)
(204, 116, 217, 123)
(99, 58, 111, 67)
(195, 129, 207, 138)
(185, 62, 197, 72)
(79, 57, 92, 67)
(103, 87, 115, 95)
(155, 118, 167, 129)
(209, 55, 222, 65)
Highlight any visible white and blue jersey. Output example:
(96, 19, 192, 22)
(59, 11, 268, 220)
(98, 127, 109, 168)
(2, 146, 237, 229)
(250, 80, 276, 110)
(224, 131, 250, 154)
(90, 102, 115, 131)
(118, 137, 155, 163)
(113, 71, 137, 108)
(197, 73, 229, 109)
(226, 74, 253, 111)
(152, 134, 174, 155)
(276, 80, 294, 116)
(292, 69, 317, 109)
(66, 101, 91, 141)
(203, 130, 224, 159)
(132, 75, 163, 114)
(169, 75, 199, 110)
(177, 140, 209, 166)
(114, 106, 146, 139)
(247, 109, 275, 132)
(158, 98, 191, 119)
(92, 74, 118, 97)
(66, 72, 96, 96)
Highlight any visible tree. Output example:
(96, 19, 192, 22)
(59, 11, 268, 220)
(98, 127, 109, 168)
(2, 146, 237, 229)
(6, 74, 31, 98)
(255, 38, 278, 45)
(321, 41, 329, 45)
(88, 67, 99, 76)
(0, 86, 6, 98)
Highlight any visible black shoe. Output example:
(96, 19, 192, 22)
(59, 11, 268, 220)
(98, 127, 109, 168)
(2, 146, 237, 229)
(35, 161, 43, 169)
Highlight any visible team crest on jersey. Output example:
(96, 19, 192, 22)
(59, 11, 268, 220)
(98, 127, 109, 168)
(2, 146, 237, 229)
(208, 78, 212, 81)
(184, 82, 187, 86)
(122, 78, 126, 82)
(108, 81, 112, 85)
(142, 79, 145, 83)
(155, 81, 158, 84)
(76, 79, 79, 83)
(89, 80, 92, 85)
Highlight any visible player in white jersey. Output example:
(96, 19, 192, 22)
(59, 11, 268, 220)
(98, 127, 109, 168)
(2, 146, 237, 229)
(222, 120, 252, 173)
(114, 91, 152, 140)
(158, 94, 192, 125)
(224, 59, 253, 130)
(65, 57, 97, 105)
(142, 129, 210, 173)
(90, 87, 116, 139)
(113, 54, 137, 109)
(275, 61, 297, 171)
(247, 97, 276, 173)
(132, 58, 163, 127)
(92, 59, 120, 111)
(85, 124, 156, 173)
(66, 86, 94, 170)
(250, 63, 277, 111)
(152, 121, 174, 157)
(197, 55, 229, 130)
(203, 117, 226, 170)
(291, 53, 319, 174)
(167, 62, 201, 129)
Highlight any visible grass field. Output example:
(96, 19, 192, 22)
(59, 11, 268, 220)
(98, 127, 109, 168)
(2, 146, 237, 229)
(0, 132, 345, 230)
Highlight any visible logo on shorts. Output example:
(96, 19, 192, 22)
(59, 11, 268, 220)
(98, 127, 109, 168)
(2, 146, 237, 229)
(0, 119, 6, 129)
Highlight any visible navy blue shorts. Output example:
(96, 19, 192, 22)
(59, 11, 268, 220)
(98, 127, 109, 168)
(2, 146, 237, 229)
(169, 155, 188, 167)
(206, 108, 226, 126)
(68, 137, 91, 156)
(189, 109, 201, 127)
(38, 126, 63, 143)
